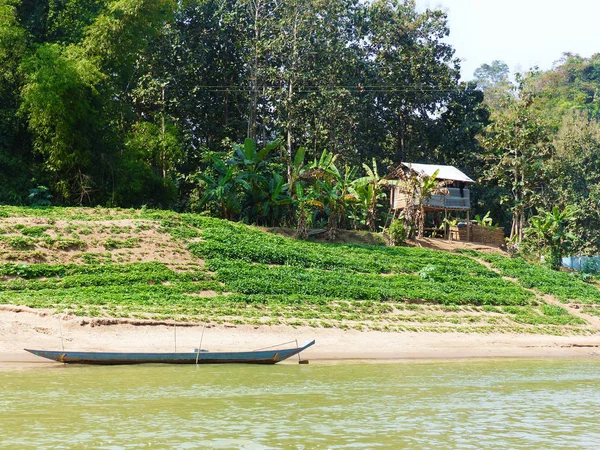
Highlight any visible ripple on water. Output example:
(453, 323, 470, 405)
(1, 359, 600, 448)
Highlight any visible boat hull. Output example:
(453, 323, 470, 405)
(25, 340, 315, 365)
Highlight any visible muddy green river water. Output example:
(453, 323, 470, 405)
(1, 358, 600, 449)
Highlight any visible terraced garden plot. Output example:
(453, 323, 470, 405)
(0, 206, 598, 334)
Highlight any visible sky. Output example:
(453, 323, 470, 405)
(416, 0, 600, 80)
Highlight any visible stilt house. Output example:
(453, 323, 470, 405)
(389, 162, 474, 239)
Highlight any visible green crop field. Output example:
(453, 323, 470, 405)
(0, 206, 598, 335)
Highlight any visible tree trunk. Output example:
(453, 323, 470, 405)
(161, 83, 167, 178)
(417, 205, 425, 239)
(286, 11, 299, 183)
(367, 189, 378, 232)
(296, 207, 308, 240)
(247, 0, 262, 140)
(224, 90, 229, 128)
(286, 79, 293, 182)
(397, 113, 406, 162)
(326, 212, 339, 241)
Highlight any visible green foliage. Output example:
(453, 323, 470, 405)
(473, 211, 498, 230)
(0, 206, 593, 333)
(168, 226, 201, 240)
(5, 236, 36, 250)
(481, 86, 551, 242)
(103, 238, 141, 250)
(80, 253, 112, 264)
(20, 225, 50, 237)
(187, 216, 497, 277)
(27, 186, 52, 207)
(388, 220, 407, 246)
(0, 0, 481, 217)
(0, 262, 222, 315)
(529, 54, 600, 124)
(541, 304, 569, 317)
(51, 238, 86, 251)
(352, 158, 400, 231)
(541, 111, 600, 254)
(19, 43, 104, 202)
(478, 252, 600, 304)
(181, 215, 537, 307)
(119, 121, 181, 207)
(523, 205, 579, 270)
(208, 259, 532, 306)
(581, 260, 599, 275)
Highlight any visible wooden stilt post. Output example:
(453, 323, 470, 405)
(444, 209, 448, 239)
(467, 210, 471, 242)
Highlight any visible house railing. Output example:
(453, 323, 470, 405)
(392, 187, 470, 210)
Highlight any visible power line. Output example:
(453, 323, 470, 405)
(184, 85, 470, 94)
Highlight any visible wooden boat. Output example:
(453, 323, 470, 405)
(25, 339, 315, 365)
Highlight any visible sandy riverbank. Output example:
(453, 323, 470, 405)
(2, 306, 600, 364)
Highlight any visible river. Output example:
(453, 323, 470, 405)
(1, 358, 599, 448)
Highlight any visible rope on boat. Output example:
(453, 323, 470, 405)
(296, 339, 301, 363)
(58, 316, 65, 352)
(252, 340, 298, 351)
(196, 324, 206, 365)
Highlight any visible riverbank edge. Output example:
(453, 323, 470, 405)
(2, 308, 600, 364)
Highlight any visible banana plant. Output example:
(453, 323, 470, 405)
(474, 211, 498, 230)
(196, 156, 250, 220)
(353, 158, 402, 231)
(392, 168, 449, 238)
(440, 217, 459, 241)
(524, 205, 579, 269)
(256, 172, 293, 226)
(295, 183, 323, 239)
(316, 164, 358, 240)
(230, 138, 280, 174)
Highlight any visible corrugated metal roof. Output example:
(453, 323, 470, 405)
(401, 162, 474, 183)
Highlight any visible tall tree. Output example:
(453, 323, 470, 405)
(365, 0, 459, 163)
(0, 0, 29, 202)
(544, 111, 600, 254)
(480, 89, 550, 243)
(473, 60, 513, 112)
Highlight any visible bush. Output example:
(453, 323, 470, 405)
(21, 226, 50, 237)
(388, 220, 407, 246)
(581, 259, 599, 274)
(7, 236, 36, 250)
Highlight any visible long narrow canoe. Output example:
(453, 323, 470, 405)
(25, 340, 315, 365)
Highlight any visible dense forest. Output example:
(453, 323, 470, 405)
(1, 0, 600, 259)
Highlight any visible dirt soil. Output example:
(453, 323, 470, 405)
(404, 237, 507, 255)
(268, 227, 505, 252)
(0, 217, 199, 266)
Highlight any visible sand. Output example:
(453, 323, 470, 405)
(2, 306, 600, 365)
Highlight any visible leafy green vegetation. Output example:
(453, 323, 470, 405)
(0, 206, 598, 334)
(103, 238, 141, 250)
(2, 1, 600, 273)
(3, 236, 36, 250)
(20, 225, 51, 237)
(476, 252, 600, 304)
